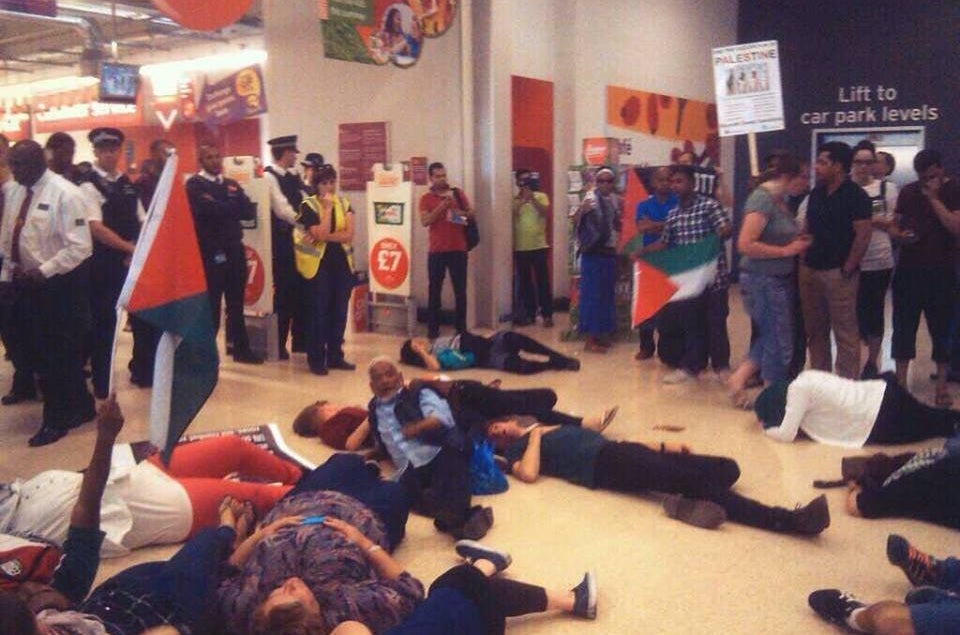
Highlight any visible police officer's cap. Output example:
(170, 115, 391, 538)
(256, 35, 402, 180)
(268, 135, 299, 152)
(89, 127, 124, 147)
(301, 152, 324, 169)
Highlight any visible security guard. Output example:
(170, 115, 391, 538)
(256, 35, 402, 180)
(264, 135, 304, 359)
(0, 140, 94, 446)
(186, 144, 262, 364)
(300, 152, 324, 198)
(78, 127, 159, 398)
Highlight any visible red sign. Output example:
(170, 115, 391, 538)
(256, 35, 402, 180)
(244, 244, 265, 306)
(33, 87, 143, 133)
(338, 121, 387, 191)
(0, 113, 30, 141)
(582, 137, 620, 166)
(152, 0, 252, 32)
(369, 237, 409, 290)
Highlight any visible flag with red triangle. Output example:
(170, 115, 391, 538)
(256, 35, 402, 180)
(117, 152, 218, 460)
(632, 235, 721, 326)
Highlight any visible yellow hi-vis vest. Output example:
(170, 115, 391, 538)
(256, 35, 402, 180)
(293, 194, 354, 280)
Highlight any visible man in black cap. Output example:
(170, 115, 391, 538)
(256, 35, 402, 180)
(0, 139, 95, 446)
(186, 144, 262, 364)
(264, 135, 303, 359)
(78, 127, 160, 397)
(300, 152, 324, 198)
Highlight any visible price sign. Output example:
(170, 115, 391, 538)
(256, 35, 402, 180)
(370, 237, 410, 290)
(244, 244, 265, 306)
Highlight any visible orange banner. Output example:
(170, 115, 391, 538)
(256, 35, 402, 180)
(607, 85, 717, 143)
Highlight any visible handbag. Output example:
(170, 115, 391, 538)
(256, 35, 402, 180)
(452, 188, 479, 251)
(469, 439, 509, 495)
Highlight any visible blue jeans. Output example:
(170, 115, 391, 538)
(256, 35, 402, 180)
(741, 272, 795, 383)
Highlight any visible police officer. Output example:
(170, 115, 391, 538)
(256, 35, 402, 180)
(0, 140, 95, 446)
(264, 135, 304, 359)
(300, 152, 324, 198)
(79, 127, 159, 397)
(186, 144, 263, 364)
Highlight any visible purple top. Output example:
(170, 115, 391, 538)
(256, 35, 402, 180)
(217, 491, 424, 634)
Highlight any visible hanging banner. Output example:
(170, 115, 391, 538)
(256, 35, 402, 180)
(366, 163, 412, 295)
(321, 0, 457, 68)
(198, 65, 267, 128)
(711, 40, 785, 137)
(33, 86, 143, 133)
(339, 121, 388, 191)
(606, 85, 720, 167)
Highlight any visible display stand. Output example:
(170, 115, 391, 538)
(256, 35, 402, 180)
(367, 292, 417, 336)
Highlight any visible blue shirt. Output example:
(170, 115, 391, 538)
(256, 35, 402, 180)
(374, 389, 456, 477)
(635, 193, 677, 246)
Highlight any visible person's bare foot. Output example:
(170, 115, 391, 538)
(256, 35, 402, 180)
(218, 495, 238, 530)
(233, 500, 256, 547)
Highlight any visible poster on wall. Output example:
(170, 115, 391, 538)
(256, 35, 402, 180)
(711, 40, 784, 137)
(198, 65, 267, 128)
(605, 85, 720, 168)
(320, 0, 457, 67)
(339, 121, 388, 191)
(366, 163, 413, 296)
(223, 156, 273, 314)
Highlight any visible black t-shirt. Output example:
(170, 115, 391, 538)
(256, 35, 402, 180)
(803, 178, 872, 270)
(895, 178, 960, 269)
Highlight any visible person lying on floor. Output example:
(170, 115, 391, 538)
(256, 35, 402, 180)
(809, 534, 960, 634)
(218, 453, 419, 635)
(400, 330, 581, 374)
(0, 424, 304, 556)
(844, 439, 960, 530)
(755, 370, 959, 447)
(1, 396, 249, 635)
(483, 417, 830, 535)
(292, 378, 617, 450)
(330, 539, 596, 635)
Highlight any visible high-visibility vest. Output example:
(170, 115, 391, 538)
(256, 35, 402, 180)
(294, 194, 354, 280)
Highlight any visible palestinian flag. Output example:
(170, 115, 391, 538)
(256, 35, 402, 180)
(632, 235, 721, 326)
(117, 152, 219, 461)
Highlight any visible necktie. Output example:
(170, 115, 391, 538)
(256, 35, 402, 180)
(10, 187, 33, 266)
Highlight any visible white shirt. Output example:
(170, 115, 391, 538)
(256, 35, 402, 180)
(0, 459, 192, 557)
(859, 178, 899, 271)
(0, 170, 93, 281)
(79, 165, 147, 224)
(265, 164, 299, 225)
(763, 370, 887, 448)
(0, 178, 15, 259)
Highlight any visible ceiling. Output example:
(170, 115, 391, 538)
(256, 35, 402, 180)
(0, 1, 263, 87)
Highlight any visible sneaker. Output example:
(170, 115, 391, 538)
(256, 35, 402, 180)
(808, 589, 865, 627)
(459, 506, 494, 541)
(788, 494, 830, 535)
(662, 494, 726, 529)
(887, 534, 941, 587)
(455, 540, 512, 573)
(662, 369, 696, 384)
(571, 571, 597, 620)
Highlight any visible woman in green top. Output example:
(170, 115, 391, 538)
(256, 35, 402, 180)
(728, 155, 812, 405)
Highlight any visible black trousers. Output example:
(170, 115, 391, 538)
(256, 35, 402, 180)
(430, 564, 548, 635)
(89, 261, 125, 399)
(454, 381, 582, 429)
(475, 331, 576, 375)
(203, 243, 250, 354)
(8, 266, 94, 429)
(592, 442, 800, 532)
(400, 445, 472, 532)
(892, 265, 955, 362)
(304, 253, 353, 370)
(868, 374, 960, 444)
(428, 251, 467, 338)
(128, 315, 161, 385)
(706, 287, 730, 370)
(272, 231, 301, 351)
(514, 248, 553, 320)
(657, 294, 708, 373)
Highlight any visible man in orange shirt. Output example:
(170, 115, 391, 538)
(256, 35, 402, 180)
(419, 162, 473, 339)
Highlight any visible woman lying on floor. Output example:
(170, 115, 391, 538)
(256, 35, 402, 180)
(400, 331, 581, 374)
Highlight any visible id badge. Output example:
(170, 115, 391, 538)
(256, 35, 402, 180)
(213, 251, 227, 264)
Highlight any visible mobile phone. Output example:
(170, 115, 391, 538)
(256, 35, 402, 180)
(301, 515, 327, 525)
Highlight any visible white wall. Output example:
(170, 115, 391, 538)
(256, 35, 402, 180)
(263, 0, 465, 310)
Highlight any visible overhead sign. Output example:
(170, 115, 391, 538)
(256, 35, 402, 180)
(198, 65, 267, 128)
(711, 40, 784, 137)
(33, 86, 143, 133)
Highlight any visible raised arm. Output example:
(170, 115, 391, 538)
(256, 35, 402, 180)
(511, 427, 543, 482)
(72, 395, 124, 528)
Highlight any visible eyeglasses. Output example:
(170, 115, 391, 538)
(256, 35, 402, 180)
(596, 178, 614, 183)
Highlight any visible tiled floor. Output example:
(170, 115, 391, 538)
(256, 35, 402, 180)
(1, 289, 954, 634)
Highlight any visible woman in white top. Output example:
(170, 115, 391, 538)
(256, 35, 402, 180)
(754, 370, 959, 448)
(851, 140, 900, 378)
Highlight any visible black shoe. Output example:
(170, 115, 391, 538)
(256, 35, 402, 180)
(808, 589, 865, 627)
(278, 348, 290, 361)
(28, 425, 68, 447)
(310, 366, 329, 376)
(130, 375, 153, 388)
(68, 401, 97, 429)
(459, 506, 494, 540)
(233, 349, 264, 365)
(455, 540, 512, 572)
(513, 317, 533, 327)
(2, 390, 37, 406)
(786, 494, 830, 535)
(861, 361, 879, 379)
(562, 358, 581, 371)
(328, 360, 356, 371)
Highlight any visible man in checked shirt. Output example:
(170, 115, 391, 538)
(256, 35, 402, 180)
(637, 164, 732, 384)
